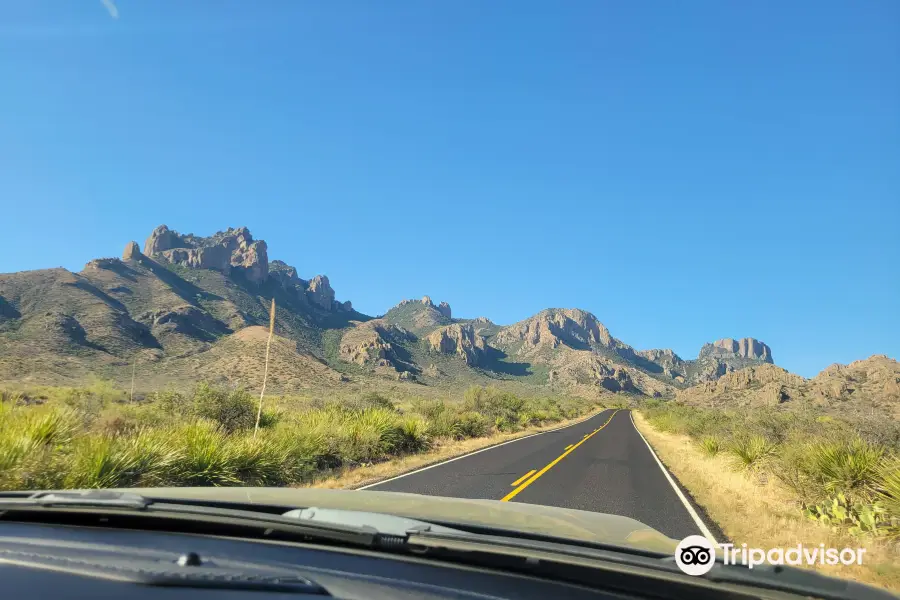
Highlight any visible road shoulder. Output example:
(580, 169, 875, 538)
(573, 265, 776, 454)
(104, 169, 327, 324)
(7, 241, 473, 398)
(631, 411, 900, 591)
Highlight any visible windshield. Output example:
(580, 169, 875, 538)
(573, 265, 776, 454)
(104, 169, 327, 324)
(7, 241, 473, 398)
(0, 1, 897, 594)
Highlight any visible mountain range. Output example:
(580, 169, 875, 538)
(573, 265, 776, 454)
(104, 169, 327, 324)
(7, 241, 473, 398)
(1, 225, 896, 409)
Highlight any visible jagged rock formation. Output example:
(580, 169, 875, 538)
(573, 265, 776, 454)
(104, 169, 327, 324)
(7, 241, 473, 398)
(1, 223, 893, 406)
(637, 348, 683, 371)
(140, 226, 351, 312)
(678, 355, 900, 417)
(338, 319, 416, 377)
(494, 308, 617, 352)
(385, 297, 452, 334)
(427, 324, 486, 366)
(700, 337, 773, 363)
(307, 275, 335, 310)
(593, 362, 636, 392)
(143, 225, 269, 284)
(339, 320, 396, 366)
(122, 241, 141, 261)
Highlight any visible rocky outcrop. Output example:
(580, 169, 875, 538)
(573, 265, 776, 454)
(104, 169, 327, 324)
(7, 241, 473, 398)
(700, 337, 773, 363)
(140, 227, 352, 311)
(593, 362, 637, 393)
(494, 308, 617, 352)
(678, 355, 900, 416)
(306, 275, 335, 310)
(636, 348, 686, 377)
(268, 260, 303, 289)
(427, 324, 486, 365)
(339, 322, 395, 366)
(812, 355, 900, 402)
(122, 241, 141, 261)
(437, 301, 452, 319)
(142, 225, 269, 284)
(338, 320, 416, 377)
(140, 305, 231, 340)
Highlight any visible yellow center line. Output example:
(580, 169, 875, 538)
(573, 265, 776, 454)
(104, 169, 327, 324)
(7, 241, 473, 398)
(510, 469, 537, 487)
(501, 409, 620, 502)
(564, 444, 573, 450)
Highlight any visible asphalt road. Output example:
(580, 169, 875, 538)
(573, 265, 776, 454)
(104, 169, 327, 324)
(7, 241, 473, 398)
(362, 409, 710, 541)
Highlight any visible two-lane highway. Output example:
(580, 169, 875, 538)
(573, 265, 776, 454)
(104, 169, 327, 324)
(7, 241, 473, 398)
(362, 409, 714, 541)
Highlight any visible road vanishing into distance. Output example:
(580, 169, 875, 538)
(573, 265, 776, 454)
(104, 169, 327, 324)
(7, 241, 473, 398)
(362, 409, 715, 541)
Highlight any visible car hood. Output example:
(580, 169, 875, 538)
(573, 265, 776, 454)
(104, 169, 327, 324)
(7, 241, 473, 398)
(114, 486, 678, 554)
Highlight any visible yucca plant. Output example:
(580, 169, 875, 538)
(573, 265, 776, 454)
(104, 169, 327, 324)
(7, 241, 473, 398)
(698, 436, 722, 457)
(806, 438, 883, 501)
(175, 421, 242, 486)
(873, 456, 900, 539)
(727, 434, 777, 471)
(396, 416, 432, 453)
(226, 435, 290, 486)
(65, 436, 146, 489)
(22, 408, 74, 446)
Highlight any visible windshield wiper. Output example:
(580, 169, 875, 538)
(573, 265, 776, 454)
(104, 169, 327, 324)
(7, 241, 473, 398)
(0, 491, 380, 548)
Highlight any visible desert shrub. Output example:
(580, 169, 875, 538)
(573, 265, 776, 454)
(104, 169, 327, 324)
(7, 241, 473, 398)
(153, 388, 192, 419)
(455, 411, 489, 438)
(192, 383, 256, 433)
(357, 392, 396, 411)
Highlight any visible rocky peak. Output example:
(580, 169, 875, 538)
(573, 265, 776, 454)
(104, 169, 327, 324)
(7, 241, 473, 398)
(699, 337, 773, 363)
(495, 308, 615, 352)
(427, 323, 486, 366)
(122, 241, 142, 261)
(638, 348, 682, 364)
(437, 301, 452, 319)
(421, 295, 433, 306)
(268, 259, 303, 288)
(307, 275, 335, 310)
(142, 225, 269, 284)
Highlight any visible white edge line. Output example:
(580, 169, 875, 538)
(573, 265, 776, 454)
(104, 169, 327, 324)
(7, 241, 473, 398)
(357, 408, 613, 491)
(629, 411, 719, 545)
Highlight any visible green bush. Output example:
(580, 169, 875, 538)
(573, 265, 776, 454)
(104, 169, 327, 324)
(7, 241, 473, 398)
(192, 384, 257, 433)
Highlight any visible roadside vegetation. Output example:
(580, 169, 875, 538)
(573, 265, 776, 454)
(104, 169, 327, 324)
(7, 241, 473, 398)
(640, 400, 900, 539)
(0, 381, 603, 491)
(635, 401, 900, 591)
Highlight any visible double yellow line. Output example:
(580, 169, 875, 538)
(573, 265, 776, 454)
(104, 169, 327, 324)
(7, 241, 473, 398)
(501, 409, 619, 502)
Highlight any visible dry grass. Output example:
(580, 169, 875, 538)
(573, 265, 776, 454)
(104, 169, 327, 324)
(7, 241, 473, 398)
(306, 407, 605, 490)
(632, 411, 900, 592)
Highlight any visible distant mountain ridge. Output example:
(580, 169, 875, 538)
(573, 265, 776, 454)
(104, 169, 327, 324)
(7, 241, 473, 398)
(0, 224, 858, 400)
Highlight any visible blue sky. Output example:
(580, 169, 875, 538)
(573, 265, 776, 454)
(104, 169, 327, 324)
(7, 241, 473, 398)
(1, 1, 897, 377)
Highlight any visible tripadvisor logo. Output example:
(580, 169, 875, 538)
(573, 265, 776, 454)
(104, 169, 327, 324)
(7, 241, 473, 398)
(675, 535, 715, 576)
(674, 536, 867, 576)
